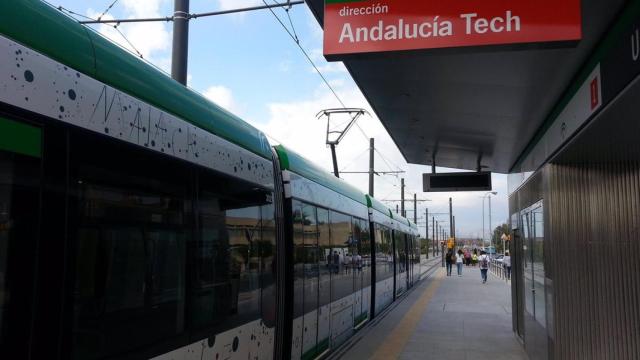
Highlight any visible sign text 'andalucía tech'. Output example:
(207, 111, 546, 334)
(323, 0, 582, 58)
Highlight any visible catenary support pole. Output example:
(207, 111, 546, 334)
(171, 0, 190, 84)
(413, 193, 417, 224)
(426, 208, 429, 259)
(453, 216, 456, 248)
(449, 197, 453, 241)
(482, 196, 485, 249)
(330, 144, 339, 178)
(489, 195, 492, 254)
(368, 138, 374, 196)
(400, 178, 405, 217)
(432, 216, 435, 257)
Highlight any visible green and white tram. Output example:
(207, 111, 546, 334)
(0, 1, 421, 359)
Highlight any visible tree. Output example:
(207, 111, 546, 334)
(492, 223, 511, 254)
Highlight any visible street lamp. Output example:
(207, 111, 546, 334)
(481, 191, 497, 254)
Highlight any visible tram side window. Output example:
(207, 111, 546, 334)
(375, 224, 392, 282)
(260, 203, 277, 328)
(191, 170, 273, 333)
(70, 146, 190, 360)
(359, 219, 371, 287)
(330, 211, 353, 302)
(317, 208, 331, 308)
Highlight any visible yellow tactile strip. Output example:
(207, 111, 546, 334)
(370, 269, 445, 360)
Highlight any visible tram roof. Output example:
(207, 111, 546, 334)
(0, 0, 272, 160)
(274, 145, 369, 206)
(306, 0, 626, 173)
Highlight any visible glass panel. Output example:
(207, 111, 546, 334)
(301, 204, 318, 359)
(330, 211, 352, 302)
(290, 200, 304, 359)
(351, 219, 363, 326)
(522, 212, 534, 317)
(316, 208, 331, 354)
(532, 206, 546, 328)
(71, 175, 188, 359)
(0, 150, 40, 355)
(374, 224, 393, 314)
(358, 219, 371, 323)
(395, 231, 406, 296)
(329, 211, 353, 347)
(188, 175, 272, 335)
(260, 204, 277, 328)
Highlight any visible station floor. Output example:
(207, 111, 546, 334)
(332, 259, 528, 360)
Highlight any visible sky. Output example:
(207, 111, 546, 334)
(52, 0, 509, 240)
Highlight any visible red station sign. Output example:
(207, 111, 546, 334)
(323, 0, 582, 58)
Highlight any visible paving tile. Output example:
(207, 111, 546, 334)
(335, 263, 528, 360)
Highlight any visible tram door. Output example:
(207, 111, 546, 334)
(0, 116, 42, 358)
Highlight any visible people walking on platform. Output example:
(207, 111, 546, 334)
(464, 249, 471, 266)
(472, 252, 478, 266)
(456, 249, 464, 276)
(503, 251, 512, 280)
(445, 250, 453, 276)
(479, 250, 489, 283)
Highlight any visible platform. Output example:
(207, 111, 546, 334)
(332, 261, 527, 360)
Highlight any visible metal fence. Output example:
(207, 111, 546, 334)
(489, 259, 510, 281)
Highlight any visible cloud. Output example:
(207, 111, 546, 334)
(248, 80, 509, 239)
(203, 85, 237, 113)
(86, 0, 171, 68)
(217, 0, 262, 11)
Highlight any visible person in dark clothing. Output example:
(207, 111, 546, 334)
(445, 250, 453, 276)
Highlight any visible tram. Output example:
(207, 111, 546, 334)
(0, 1, 421, 359)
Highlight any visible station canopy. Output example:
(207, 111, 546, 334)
(306, 0, 626, 173)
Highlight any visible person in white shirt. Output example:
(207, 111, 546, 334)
(344, 253, 352, 274)
(478, 250, 490, 284)
(503, 252, 512, 280)
(456, 249, 464, 276)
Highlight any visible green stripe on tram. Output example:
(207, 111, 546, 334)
(0, 117, 41, 158)
(0, 0, 272, 160)
(301, 337, 331, 360)
(275, 145, 368, 206)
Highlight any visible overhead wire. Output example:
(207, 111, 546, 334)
(57, 5, 144, 58)
(97, 0, 120, 21)
(57, 6, 96, 21)
(261, 0, 346, 109)
(112, 24, 144, 58)
(338, 147, 370, 172)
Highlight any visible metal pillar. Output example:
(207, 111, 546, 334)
(171, 0, 190, 84)
(400, 178, 405, 217)
(453, 216, 456, 246)
(432, 216, 435, 257)
(489, 195, 492, 254)
(482, 196, 485, 249)
(330, 144, 339, 178)
(449, 197, 453, 240)
(425, 208, 429, 259)
(413, 193, 417, 224)
(368, 138, 374, 196)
